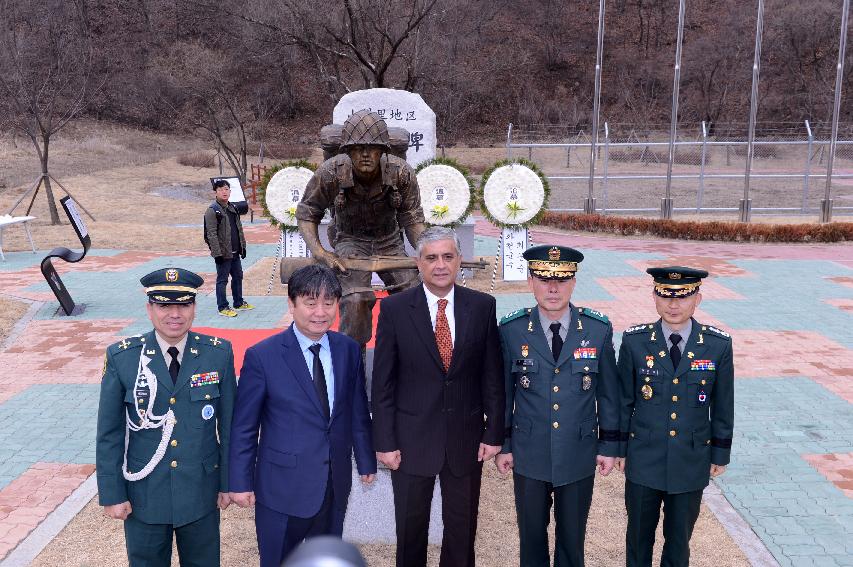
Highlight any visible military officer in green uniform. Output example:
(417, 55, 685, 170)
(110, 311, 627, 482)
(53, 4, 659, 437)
(616, 266, 734, 567)
(495, 245, 621, 567)
(96, 268, 237, 566)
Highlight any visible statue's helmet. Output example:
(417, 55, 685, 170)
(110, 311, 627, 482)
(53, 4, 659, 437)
(339, 109, 391, 151)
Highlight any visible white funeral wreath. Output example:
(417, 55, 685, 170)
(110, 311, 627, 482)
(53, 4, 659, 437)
(417, 164, 471, 225)
(264, 166, 315, 227)
(482, 163, 545, 225)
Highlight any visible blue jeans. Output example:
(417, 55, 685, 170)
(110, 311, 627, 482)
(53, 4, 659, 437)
(215, 256, 244, 310)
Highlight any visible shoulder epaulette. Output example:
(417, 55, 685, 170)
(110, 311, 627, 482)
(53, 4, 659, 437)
(579, 307, 610, 324)
(624, 323, 654, 335)
(191, 332, 231, 349)
(702, 325, 732, 340)
(109, 335, 144, 354)
(500, 308, 531, 325)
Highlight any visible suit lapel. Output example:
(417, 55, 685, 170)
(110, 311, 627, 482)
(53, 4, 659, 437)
(447, 287, 470, 374)
(409, 285, 445, 372)
(283, 326, 325, 417)
(556, 306, 586, 368)
(674, 319, 704, 377)
(651, 320, 675, 375)
(527, 308, 554, 363)
(174, 333, 203, 393)
(329, 332, 347, 422)
(144, 331, 174, 393)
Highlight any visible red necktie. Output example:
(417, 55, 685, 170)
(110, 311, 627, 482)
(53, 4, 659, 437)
(435, 298, 453, 372)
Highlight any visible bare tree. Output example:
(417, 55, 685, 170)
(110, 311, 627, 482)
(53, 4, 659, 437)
(201, 0, 440, 101)
(153, 39, 292, 184)
(0, 0, 95, 224)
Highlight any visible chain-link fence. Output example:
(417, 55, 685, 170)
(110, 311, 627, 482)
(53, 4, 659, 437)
(507, 122, 853, 218)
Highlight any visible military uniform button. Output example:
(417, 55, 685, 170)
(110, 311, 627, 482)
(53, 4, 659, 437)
(644, 377, 650, 383)
(706, 440, 711, 445)
(170, 460, 177, 468)
(554, 368, 560, 374)
(553, 421, 560, 429)
(169, 397, 176, 405)
(673, 378, 679, 385)
(214, 463, 219, 469)
(671, 412, 677, 420)
(553, 385, 560, 393)
(672, 395, 678, 402)
(630, 432, 635, 438)
(138, 398, 144, 404)
(701, 379, 706, 385)
(553, 404, 559, 411)
(205, 394, 211, 400)
(669, 430, 677, 437)
(170, 440, 178, 447)
(584, 366, 589, 372)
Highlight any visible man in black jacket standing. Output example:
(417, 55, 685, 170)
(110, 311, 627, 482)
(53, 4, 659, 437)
(372, 226, 505, 567)
(204, 179, 254, 317)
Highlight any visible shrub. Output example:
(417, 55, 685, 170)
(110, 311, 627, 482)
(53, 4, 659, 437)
(177, 151, 215, 168)
(540, 212, 853, 243)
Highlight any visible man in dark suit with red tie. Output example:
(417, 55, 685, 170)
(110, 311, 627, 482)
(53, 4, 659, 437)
(372, 226, 505, 567)
(228, 265, 376, 567)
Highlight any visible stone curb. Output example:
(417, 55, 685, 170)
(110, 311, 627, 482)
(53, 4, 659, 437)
(705, 480, 780, 567)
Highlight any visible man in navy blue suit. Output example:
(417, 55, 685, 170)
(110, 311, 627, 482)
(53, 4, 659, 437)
(228, 264, 376, 567)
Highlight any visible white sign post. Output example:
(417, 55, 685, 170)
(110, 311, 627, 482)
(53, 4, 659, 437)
(501, 227, 529, 281)
(283, 231, 310, 258)
(333, 88, 436, 168)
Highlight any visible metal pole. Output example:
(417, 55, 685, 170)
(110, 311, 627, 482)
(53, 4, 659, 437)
(585, 0, 606, 214)
(602, 122, 610, 214)
(662, 0, 686, 220)
(822, 0, 850, 223)
(741, 0, 765, 223)
(698, 121, 708, 212)
(802, 120, 813, 213)
(507, 123, 513, 160)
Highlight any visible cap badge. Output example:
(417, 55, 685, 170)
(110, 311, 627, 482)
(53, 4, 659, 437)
(166, 269, 179, 282)
(669, 272, 682, 279)
(548, 246, 560, 261)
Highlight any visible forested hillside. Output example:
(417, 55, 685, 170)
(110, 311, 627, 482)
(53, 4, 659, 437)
(2, 0, 851, 145)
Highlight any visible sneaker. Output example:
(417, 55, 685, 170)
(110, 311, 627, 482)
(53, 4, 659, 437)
(234, 303, 255, 310)
(218, 308, 238, 317)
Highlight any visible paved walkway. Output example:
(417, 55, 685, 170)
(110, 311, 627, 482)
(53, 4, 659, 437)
(0, 221, 851, 566)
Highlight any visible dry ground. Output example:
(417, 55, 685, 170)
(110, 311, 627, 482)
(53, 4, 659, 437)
(0, 295, 28, 346)
(32, 466, 748, 567)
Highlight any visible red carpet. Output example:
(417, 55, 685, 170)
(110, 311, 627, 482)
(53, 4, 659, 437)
(195, 291, 388, 373)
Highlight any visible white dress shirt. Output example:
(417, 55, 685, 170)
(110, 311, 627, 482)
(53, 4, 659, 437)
(423, 284, 456, 345)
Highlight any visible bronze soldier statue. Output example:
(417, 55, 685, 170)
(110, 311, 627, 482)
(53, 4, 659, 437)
(296, 110, 426, 346)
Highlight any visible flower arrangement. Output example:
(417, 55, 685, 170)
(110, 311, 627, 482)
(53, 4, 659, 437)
(415, 157, 475, 227)
(479, 158, 550, 229)
(259, 160, 317, 232)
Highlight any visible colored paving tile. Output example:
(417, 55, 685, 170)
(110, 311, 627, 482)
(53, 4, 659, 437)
(0, 223, 851, 564)
(716, 377, 853, 566)
(803, 453, 853, 499)
(0, 462, 95, 560)
(701, 259, 853, 348)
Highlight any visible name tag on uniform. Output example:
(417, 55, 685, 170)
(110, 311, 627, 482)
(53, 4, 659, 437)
(573, 347, 597, 359)
(191, 372, 220, 387)
(690, 360, 715, 371)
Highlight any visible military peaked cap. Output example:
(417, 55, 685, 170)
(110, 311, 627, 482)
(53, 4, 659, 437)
(140, 268, 204, 304)
(646, 266, 708, 297)
(523, 245, 584, 280)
